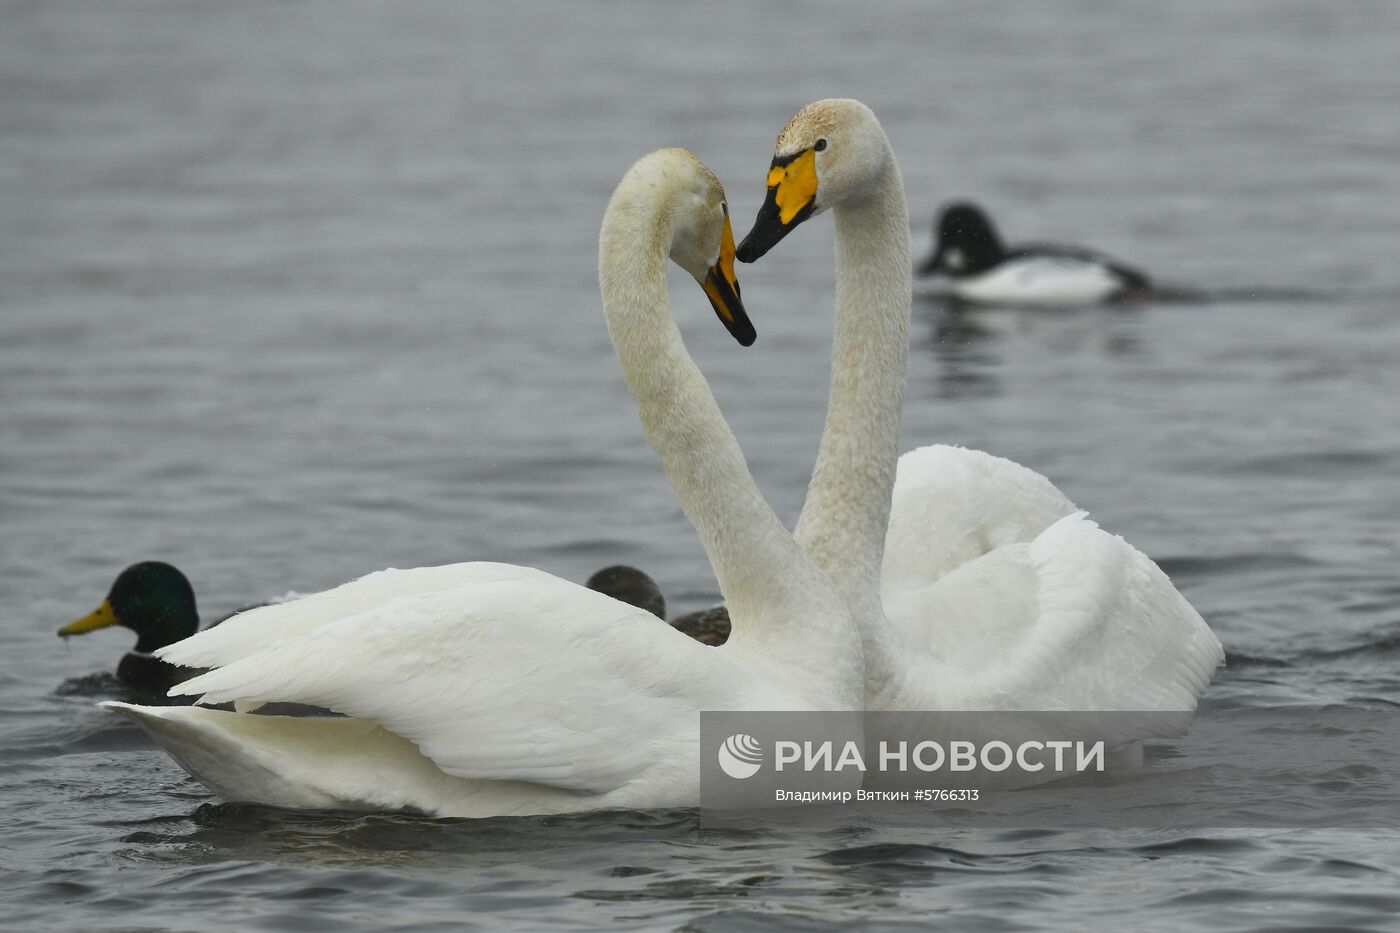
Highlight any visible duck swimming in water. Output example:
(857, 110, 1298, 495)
(919, 201, 1150, 306)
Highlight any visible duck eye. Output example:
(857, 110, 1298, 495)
(814, 139, 828, 152)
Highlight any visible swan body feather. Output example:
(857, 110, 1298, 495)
(166, 565, 810, 793)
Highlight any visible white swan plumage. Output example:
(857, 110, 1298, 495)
(101, 148, 862, 817)
(736, 100, 1223, 716)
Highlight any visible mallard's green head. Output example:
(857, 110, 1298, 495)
(59, 561, 199, 653)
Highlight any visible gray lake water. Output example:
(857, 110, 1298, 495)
(5, 1, 1400, 929)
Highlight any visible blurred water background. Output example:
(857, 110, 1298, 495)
(4, 1, 1400, 929)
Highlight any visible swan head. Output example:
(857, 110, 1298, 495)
(606, 148, 755, 346)
(736, 99, 891, 262)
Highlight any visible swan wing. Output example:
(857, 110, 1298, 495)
(168, 566, 753, 794)
(882, 445, 1078, 605)
(888, 512, 1223, 712)
(158, 562, 551, 669)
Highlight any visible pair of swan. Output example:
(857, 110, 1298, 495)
(104, 147, 860, 816)
(105, 102, 1222, 817)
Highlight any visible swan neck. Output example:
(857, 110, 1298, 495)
(796, 153, 911, 611)
(791, 150, 911, 698)
(598, 193, 852, 663)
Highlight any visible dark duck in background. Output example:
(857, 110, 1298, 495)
(920, 201, 1150, 306)
(586, 565, 731, 646)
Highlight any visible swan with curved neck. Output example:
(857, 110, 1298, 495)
(100, 149, 860, 817)
(738, 100, 1222, 712)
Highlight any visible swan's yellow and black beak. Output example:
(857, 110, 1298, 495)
(58, 600, 120, 638)
(701, 210, 756, 346)
(736, 148, 818, 263)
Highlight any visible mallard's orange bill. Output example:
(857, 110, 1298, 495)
(59, 600, 119, 637)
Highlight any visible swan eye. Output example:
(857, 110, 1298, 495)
(814, 139, 827, 152)
(720, 201, 728, 216)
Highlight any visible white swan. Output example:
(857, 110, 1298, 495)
(735, 100, 1223, 714)
(100, 149, 862, 817)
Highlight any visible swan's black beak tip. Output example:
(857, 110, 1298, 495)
(714, 294, 756, 347)
(735, 237, 764, 265)
(736, 205, 785, 264)
(717, 307, 756, 347)
(737, 192, 811, 264)
(702, 268, 756, 347)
